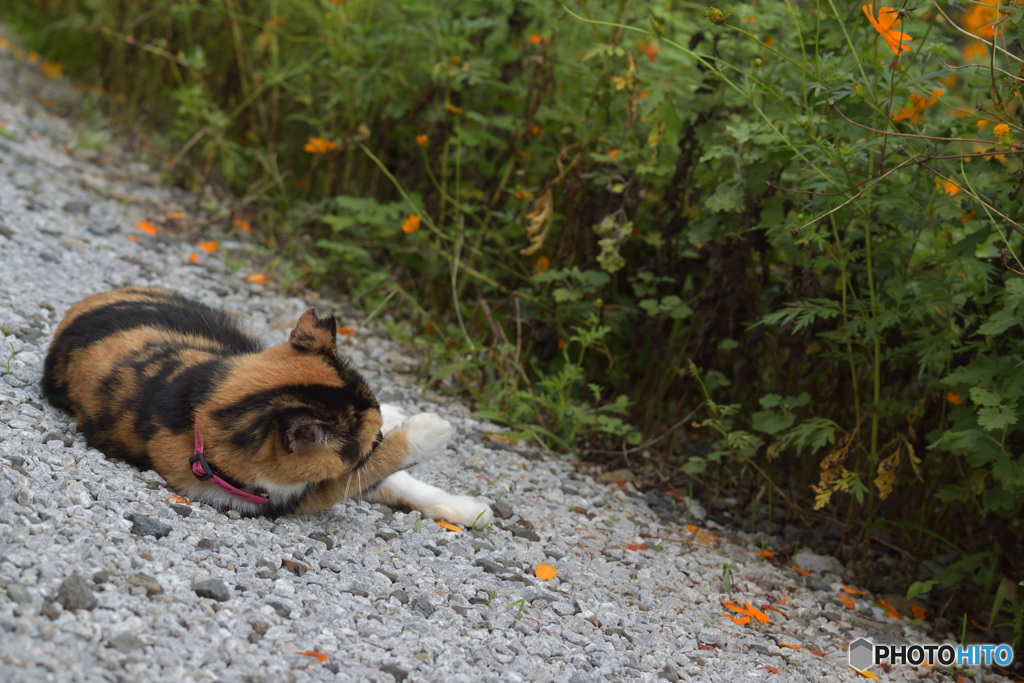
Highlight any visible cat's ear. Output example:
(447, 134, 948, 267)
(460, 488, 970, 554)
(289, 308, 338, 353)
(282, 416, 329, 454)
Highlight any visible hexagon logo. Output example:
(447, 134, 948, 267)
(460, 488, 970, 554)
(849, 638, 875, 672)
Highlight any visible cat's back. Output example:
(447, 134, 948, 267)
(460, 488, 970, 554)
(42, 287, 262, 419)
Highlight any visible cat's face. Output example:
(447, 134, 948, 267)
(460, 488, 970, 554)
(200, 308, 384, 488)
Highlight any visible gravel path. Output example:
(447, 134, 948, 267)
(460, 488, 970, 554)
(0, 28, 1014, 683)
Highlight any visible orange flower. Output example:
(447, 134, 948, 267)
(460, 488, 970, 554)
(535, 563, 558, 580)
(401, 213, 421, 234)
(416, 134, 428, 147)
(515, 188, 533, 200)
(303, 137, 337, 154)
(535, 255, 550, 274)
(946, 390, 962, 405)
(197, 240, 219, 253)
(557, 338, 566, 350)
(962, 40, 987, 61)
(248, 273, 270, 285)
(189, 253, 201, 265)
(959, 209, 976, 224)
(937, 179, 960, 196)
(993, 123, 1011, 137)
(862, 5, 914, 56)
(40, 61, 63, 79)
(636, 39, 659, 62)
(962, 0, 1000, 40)
(233, 218, 251, 233)
(531, 125, 541, 136)
(527, 34, 542, 45)
(136, 220, 158, 237)
(892, 89, 941, 124)
(445, 103, 464, 115)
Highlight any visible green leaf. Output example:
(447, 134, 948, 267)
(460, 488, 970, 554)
(968, 387, 1002, 407)
(977, 404, 1017, 431)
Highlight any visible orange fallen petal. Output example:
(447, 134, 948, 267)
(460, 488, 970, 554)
(791, 565, 810, 576)
(296, 650, 328, 663)
(745, 549, 774, 558)
(875, 599, 901, 618)
(721, 613, 751, 625)
(836, 594, 856, 610)
(137, 220, 157, 236)
(434, 521, 462, 532)
(165, 211, 186, 220)
(127, 235, 138, 242)
(763, 665, 779, 674)
(248, 273, 270, 285)
(535, 563, 557, 580)
(745, 601, 770, 623)
(969, 618, 986, 632)
(233, 218, 251, 233)
(850, 666, 879, 680)
(626, 543, 647, 552)
(189, 253, 200, 265)
(337, 326, 356, 337)
(720, 600, 745, 613)
(761, 604, 789, 619)
(842, 585, 867, 596)
(684, 524, 698, 533)
(779, 643, 801, 650)
(168, 495, 191, 505)
(197, 240, 218, 253)
(665, 491, 685, 502)
(910, 605, 929, 620)
(806, 648, 828, 657)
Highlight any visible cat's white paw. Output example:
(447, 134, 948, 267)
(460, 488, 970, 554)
(379, 403, 407, 434)
(403, 412, 452, 463)
(425, 496, 494, 528)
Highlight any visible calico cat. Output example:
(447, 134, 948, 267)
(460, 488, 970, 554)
(42, 287, 493, 526)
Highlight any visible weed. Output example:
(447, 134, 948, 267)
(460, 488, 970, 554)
(505, 598, 525, 620)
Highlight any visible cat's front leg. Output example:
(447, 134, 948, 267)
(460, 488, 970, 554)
(366, 470, 494, 528)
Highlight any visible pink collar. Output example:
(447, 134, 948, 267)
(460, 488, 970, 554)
(189, 421, 269, 505)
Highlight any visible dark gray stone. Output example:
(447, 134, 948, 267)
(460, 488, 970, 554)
(57, 574, 97, 611)
(412, 596, 435, 618)
(308, 531, 334, 549)
(193, 579, 230, 602)
(389, 589, 410, 605)
(382, 663, 409, 682)
(375, 568, 398, 583)
(61, 200, 91, 215)
(169, 504, 192, 518)
(492, 500, 514, 519)
(508, 524, 540, 542)
(376, 528, 399, 541)
(197, 538, 216, 549)
(127, 513, 172, 539)
(475, 558, 514, 578)
(268, 601, 291, 618)
(92, 571, 109, 585)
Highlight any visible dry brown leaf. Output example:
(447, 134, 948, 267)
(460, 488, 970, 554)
(520, 189, 553, 255)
